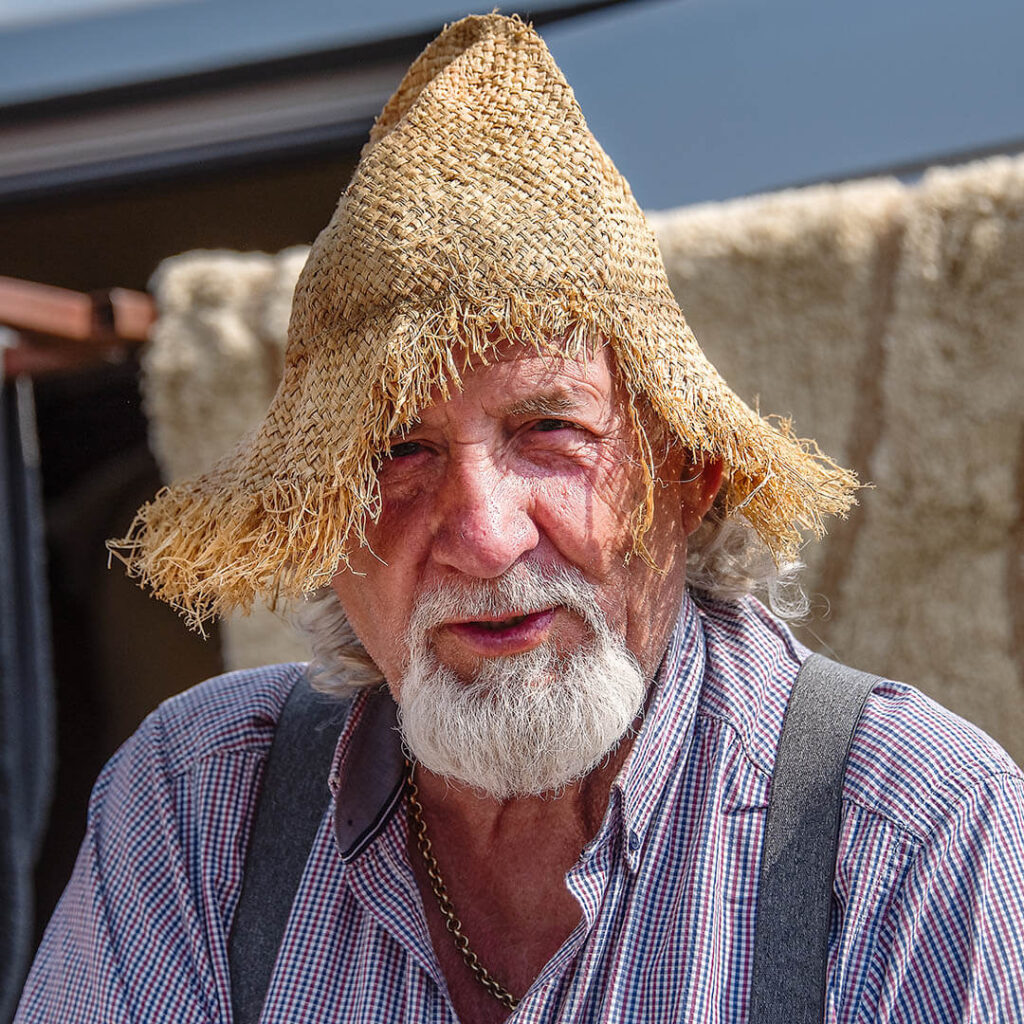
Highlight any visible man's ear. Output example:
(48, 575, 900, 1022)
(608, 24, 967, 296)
(680, 458, 724, 536)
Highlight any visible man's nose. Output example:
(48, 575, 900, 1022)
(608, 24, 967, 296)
(430, 453, 539, 578)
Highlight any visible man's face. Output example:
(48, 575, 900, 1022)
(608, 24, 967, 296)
(332, 342, 721, 693)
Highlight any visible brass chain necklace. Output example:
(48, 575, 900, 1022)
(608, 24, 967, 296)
(405, 760, 520, 1012)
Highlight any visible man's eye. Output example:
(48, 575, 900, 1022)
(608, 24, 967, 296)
(531, 418, 574, 433)
(386, 440, 424, 459)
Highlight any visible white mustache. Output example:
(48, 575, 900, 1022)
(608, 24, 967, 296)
(405, 564, 605, 643)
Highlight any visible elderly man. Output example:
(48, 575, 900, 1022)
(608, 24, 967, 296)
(18, 14, 1024, 1024)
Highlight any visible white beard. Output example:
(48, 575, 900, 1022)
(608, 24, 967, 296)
(396, 566, 646, 799)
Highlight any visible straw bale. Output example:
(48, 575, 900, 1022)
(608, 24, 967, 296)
(653, 156, 1024, 761)
(145, 247, 311, 667)
(817, 157, 1024, 760)
(650, 177, 905, 584)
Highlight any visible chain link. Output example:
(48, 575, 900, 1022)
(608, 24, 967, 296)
(405, 760, 520, 1012)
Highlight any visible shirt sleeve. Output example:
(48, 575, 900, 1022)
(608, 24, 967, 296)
(14, 709, 228, 1024)
(869, 772, 1024, 1023)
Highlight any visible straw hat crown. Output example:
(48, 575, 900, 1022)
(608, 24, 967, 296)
(112, 13, 856, 624)
(286, 14, 679, 386)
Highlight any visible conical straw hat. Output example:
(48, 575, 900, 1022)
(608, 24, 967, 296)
(111, 13, 857, 627)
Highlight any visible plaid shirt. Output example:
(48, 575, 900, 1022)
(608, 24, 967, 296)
(18, 594, 1024, 1022)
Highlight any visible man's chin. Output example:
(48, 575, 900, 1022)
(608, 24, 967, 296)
(396, 637, 646, 801)
(426, 658, 563, 694)
(406, 730, 627, 802)
(416, 629, 554, 677)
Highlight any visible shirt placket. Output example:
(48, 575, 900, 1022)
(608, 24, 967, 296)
(507, 792, 626, 1021)
(343, 811, 461, 1021)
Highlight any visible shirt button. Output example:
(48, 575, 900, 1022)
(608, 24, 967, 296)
(628, 830, 640, 852)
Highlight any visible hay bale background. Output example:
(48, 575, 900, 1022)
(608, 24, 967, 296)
(143, 246, 311, 670)
(651, 155, 1024, 762)
(142, 155, 1024, 761)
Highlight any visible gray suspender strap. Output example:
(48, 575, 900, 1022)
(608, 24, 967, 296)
(228, 673, 350, 1024)
(749, 652, 879, 1024)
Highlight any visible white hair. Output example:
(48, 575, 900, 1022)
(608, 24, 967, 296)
(684, 500, 808, 620)
(297, 587, 384, 694)
(295, 505, 805, 698)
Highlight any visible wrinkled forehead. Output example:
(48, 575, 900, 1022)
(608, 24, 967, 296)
(401, 339, 629, 431)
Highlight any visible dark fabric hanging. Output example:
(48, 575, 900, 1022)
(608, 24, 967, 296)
(0, 372, 55, 1024)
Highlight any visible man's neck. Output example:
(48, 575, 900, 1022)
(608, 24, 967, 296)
(406, 736, 636, 1023)
(420, 728, 631, 836)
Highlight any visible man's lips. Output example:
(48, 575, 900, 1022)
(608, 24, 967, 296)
(441, 608, 556, 654)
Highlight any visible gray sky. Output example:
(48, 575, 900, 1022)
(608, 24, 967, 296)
(0, 0, 175, 29)
(1, 0, 1021, 208)
(545, 0, 1024, 208)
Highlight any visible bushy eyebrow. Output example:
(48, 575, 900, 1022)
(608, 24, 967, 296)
(387, 389, 588, 442)
(504, 391, 581, 418)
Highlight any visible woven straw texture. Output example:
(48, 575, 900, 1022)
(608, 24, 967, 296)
(111, 13, 855, 625)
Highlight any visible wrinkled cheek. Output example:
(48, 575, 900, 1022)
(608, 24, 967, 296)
(531, 492, 635, 643)
(332, 519, 423, 680)
(332, 578, 411, 685)
(540, 472, 638, 565)
(364, 485, 432, 557)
